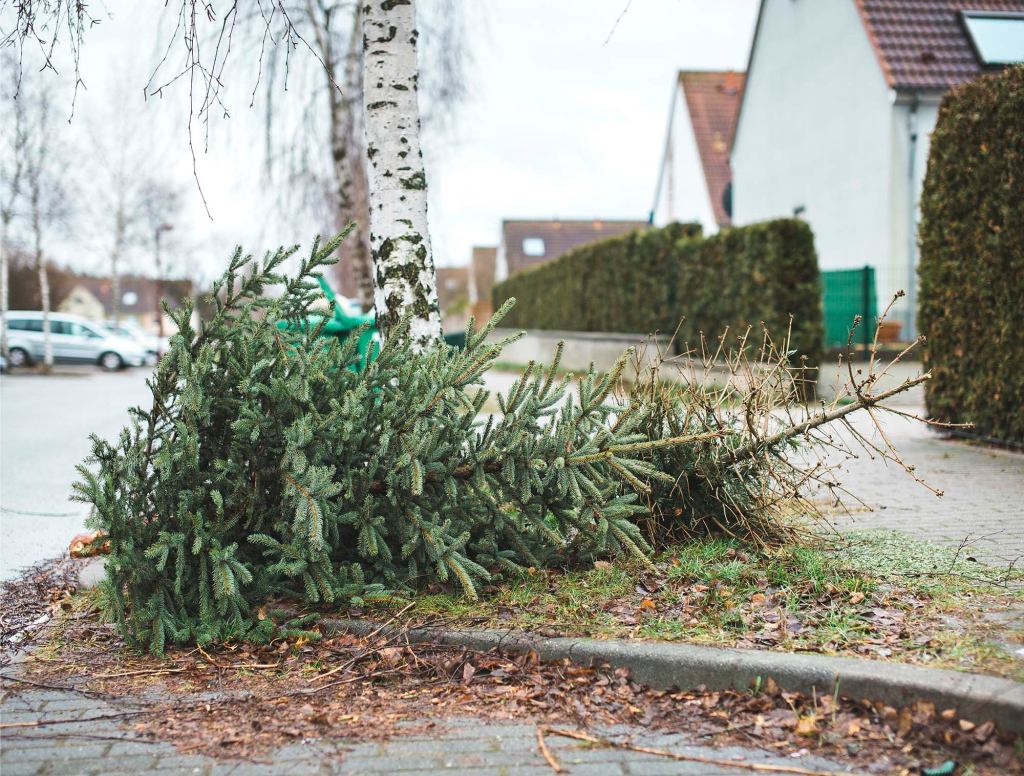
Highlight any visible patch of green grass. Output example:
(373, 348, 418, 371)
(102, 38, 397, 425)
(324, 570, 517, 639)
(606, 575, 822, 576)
(829, 529, 1018, 586)
(370, 531, 1023, 679)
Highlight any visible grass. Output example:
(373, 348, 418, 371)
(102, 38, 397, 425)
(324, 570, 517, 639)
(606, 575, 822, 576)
(365, 530, 1024, 680)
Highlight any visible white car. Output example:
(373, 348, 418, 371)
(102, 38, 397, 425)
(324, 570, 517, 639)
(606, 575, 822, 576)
(102, 319, 168, 363)
(5, 311, 148, 370)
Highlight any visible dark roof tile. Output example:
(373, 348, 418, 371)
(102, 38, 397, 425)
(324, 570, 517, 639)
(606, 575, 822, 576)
(856, 0, 1024, 89)
(502, 220, 648, 275)
(678, 70, 745, 226)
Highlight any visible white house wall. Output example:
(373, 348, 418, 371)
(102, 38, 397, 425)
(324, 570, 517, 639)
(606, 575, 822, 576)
(732, 0, 894, 287)
(654, 84, 719, 234)
(886, 97, 940, 334)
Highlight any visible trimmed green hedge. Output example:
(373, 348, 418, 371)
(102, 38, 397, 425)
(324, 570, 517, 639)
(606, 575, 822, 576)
(493, 219, 823, 366)
(918, 65, 1024, 445)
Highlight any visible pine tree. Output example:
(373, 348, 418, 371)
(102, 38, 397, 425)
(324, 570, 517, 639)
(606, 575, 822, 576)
(73, 229, 709, 652)
(75, 231, 928, 654)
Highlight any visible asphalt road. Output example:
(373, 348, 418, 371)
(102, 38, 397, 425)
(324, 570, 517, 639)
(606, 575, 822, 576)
(0, 367, 153, 581)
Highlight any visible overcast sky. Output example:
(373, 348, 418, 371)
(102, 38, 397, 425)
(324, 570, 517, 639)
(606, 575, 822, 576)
(7, 0, 758, 282)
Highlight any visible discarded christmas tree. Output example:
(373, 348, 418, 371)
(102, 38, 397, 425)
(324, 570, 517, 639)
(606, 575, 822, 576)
(75, 230, 931, 653)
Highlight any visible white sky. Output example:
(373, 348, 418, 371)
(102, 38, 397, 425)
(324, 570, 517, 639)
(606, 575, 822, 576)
(7, 0, 758, 282)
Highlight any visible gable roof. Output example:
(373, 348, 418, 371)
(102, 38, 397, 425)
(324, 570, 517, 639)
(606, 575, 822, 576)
(678, 70, 745, 226)
(855, 0, 1024, 90)
(501, 219, 648, 276)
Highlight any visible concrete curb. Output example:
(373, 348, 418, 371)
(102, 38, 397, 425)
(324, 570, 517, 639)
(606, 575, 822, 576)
(322, 618, 1024, 735)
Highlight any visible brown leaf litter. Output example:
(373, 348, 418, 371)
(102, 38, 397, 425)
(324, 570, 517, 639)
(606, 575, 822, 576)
(1, 566, 1020, 775)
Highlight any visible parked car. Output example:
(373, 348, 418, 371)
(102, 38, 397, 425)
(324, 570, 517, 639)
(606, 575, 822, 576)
(5, 311, 148, 370)
(101, 319, 168, 363)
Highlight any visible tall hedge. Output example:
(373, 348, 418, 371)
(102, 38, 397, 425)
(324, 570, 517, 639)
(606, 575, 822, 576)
(918, 65, 1024, 445)
(494, 219, 823, 366)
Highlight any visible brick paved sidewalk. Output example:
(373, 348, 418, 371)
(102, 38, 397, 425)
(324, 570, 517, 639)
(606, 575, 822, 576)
(0, 683, 852, 775)
(825, 409, 1024, 567)
(482, 370, 1023, 567)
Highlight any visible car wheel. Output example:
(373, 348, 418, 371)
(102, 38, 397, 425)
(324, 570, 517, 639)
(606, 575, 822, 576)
(8, 347, 30, 368)
(99, 351, 124, 371)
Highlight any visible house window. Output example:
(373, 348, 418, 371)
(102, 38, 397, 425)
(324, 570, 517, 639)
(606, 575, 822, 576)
(522, 237, 545, 257)
(961, 12, 1024, 66)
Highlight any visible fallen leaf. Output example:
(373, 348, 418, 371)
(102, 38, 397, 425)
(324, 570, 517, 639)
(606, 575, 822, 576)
(849, 591, 865, 605)
(380, 647, 403, 666)
(973, 720, 995, 742)
(795, 715, 819, 737)
(958, 719, 976, 732)
(897, 707, 913, 738)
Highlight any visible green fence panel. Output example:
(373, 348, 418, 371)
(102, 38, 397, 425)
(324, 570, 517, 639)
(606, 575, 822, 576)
(822, 267, 876, 349)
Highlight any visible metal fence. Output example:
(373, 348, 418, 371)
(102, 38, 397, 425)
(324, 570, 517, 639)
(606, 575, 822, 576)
(822, 266, 876, 349)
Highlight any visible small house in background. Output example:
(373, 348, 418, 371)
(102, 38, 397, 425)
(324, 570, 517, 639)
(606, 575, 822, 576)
(731, 0, 1024, 338)
(59, 274, 193, 334)
(495, 219, 648, 281)
(57, 285, 106, 321)
(652, 70, 745, 234)
(468, 246, 497, 321)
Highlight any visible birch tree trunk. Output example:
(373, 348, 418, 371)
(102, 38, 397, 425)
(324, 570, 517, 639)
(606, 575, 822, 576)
(31, 191, 53, 371)
(306, 0, 375, 310)
(0, 219, 9, 359)
(362, 0, 442, 347)
(0, 75, 25, 361)
(335, 5, 374, 309)
(110, 205, 127, 324)
(37, 260, 52, 370)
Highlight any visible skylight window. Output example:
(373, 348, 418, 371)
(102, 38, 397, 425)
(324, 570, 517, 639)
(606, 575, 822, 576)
(522, 237, 545, 256)
(961, 11, 1024, 66)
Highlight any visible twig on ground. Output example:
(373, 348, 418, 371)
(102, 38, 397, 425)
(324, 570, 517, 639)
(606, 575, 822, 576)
(93, 667, 188, 679)
(362, 601, 416, 641)
(282, 667, 402, 698)
(0, 710, 152, 730)
(542, 727, 858, 776)
(5, 732, 161, 744)
(536, 725, 565, 773)
(0, 673, 110, 698)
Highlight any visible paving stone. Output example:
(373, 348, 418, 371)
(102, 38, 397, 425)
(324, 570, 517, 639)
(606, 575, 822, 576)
(336, 754, 449, 772)
(827, 411, 1024, 567)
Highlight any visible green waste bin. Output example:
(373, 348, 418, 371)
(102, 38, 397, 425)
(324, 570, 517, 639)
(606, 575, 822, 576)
(275, 276, 378, 369)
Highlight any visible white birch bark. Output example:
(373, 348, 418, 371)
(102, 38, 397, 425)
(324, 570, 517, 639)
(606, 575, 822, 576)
(0, 219, 10, 359)
(110, 204, 127, 324)
(362, 0, 442, 347)
(31, 188, 53, 371)
(0, 82, 25, 360)
(37, 260, 52, 369)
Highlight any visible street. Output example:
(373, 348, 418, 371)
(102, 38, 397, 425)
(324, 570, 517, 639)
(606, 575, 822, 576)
(0, 368, 153, 581)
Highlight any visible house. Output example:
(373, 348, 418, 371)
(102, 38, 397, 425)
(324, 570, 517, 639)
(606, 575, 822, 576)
(59, 274, 193, 333)
(495, 219, 649, 281)
(731, 0, 1024, 337)
(57, 285, 107, 321)
(652, 70, 746, 233)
